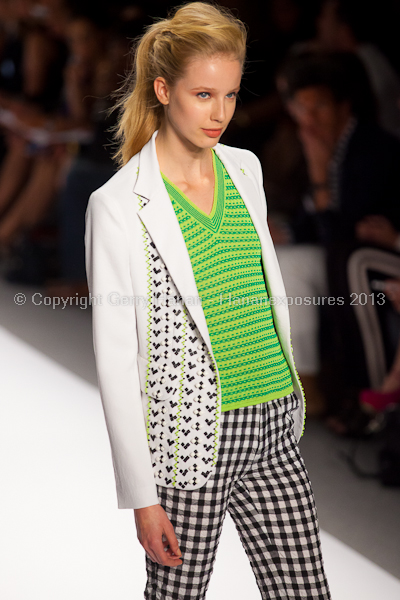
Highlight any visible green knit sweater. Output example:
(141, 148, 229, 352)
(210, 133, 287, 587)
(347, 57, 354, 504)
(161, 149, 293, 411)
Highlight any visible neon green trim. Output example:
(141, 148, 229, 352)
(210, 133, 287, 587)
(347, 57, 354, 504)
(161, 149, 224, 231)
(289, 325, 306, 438)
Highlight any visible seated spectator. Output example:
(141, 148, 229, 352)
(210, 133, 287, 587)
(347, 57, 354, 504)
(45, 12, 149, 298)
(272, 51, 400, 434)
(0, 8, 109, 259)
(294, 0, 400, 138)
(0, 0, 70, 253)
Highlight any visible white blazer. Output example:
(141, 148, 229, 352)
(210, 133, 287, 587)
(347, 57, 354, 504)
(84, 129, 305, 510)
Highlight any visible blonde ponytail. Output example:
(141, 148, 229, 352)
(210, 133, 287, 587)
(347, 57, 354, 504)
(110, 2, 247, 167)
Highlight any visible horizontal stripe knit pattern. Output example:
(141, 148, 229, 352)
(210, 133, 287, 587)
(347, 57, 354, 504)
(161, 149, 293, 411)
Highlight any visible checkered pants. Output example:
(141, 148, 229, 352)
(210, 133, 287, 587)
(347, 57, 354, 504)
(144, 392, 332, 600)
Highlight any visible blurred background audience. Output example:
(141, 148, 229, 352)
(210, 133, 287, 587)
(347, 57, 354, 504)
(1, 0, 400, 438)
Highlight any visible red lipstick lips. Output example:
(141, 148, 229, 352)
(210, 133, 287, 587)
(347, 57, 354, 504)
(202, 128, 222, 138)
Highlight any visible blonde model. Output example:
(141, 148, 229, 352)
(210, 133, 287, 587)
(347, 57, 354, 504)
(84, 3, 332, 598)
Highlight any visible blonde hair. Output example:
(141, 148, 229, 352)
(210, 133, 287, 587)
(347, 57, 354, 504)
(110, 2, 247, 167)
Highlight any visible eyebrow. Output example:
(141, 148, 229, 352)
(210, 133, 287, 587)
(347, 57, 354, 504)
(190, 86, 241, 92)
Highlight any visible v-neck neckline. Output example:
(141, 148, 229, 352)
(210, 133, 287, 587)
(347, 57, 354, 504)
(161, 149, 225, 233)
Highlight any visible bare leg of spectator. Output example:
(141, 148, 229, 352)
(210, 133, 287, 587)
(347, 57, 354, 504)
(0, 133, 33, 217)
(360, 340, 400, 411)
(0, 151, 65, 248)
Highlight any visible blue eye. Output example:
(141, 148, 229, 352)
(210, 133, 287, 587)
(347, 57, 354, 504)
(196, 91, 238, 99)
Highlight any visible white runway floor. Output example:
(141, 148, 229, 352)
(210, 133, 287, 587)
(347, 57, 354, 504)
(1, 325, 399, 600)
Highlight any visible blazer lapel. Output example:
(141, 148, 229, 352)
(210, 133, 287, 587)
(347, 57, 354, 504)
(134, 131, 213, 355)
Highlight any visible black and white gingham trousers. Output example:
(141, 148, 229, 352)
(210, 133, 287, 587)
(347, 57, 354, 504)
(144, 392, 332, 600)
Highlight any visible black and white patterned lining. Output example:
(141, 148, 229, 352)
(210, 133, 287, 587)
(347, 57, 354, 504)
(139, 195, 221, 490)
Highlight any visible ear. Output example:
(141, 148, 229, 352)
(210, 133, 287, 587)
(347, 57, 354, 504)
(154, 77, 170, 106)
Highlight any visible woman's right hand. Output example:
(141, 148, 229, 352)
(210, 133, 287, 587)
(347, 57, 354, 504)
(134, 504, 183, 567)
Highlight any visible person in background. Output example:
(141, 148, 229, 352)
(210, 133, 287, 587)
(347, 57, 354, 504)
(0, 0, 69, 253)
(273, 51, 400, 435)
(299, 0, 400, 138)
(0, 6, 113, 277)
(222, 0, 319, 156)
(46, 10, 149, 299)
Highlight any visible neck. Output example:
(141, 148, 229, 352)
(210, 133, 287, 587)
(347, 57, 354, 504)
(155, 125, 214, 185)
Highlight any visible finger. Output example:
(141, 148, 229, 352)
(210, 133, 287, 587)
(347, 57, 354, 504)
(161, 536, 181, 559)
(143, 545, 158, 563)
(163, 523, 182, 558)
(152, 539, 183, 566)
(161, 546, 183, 560)
(140, 537, 159, 564)
(146, 552, 156, 563)
(163, 544, 183, 559)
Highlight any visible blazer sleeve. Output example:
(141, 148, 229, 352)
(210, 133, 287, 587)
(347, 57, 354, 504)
(85, 189, 160, 509)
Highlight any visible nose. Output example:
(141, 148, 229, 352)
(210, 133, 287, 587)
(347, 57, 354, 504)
(211, 97, 226, 123)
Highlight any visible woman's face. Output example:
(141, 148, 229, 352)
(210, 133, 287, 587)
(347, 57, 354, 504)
(155, 54, 242, 149)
